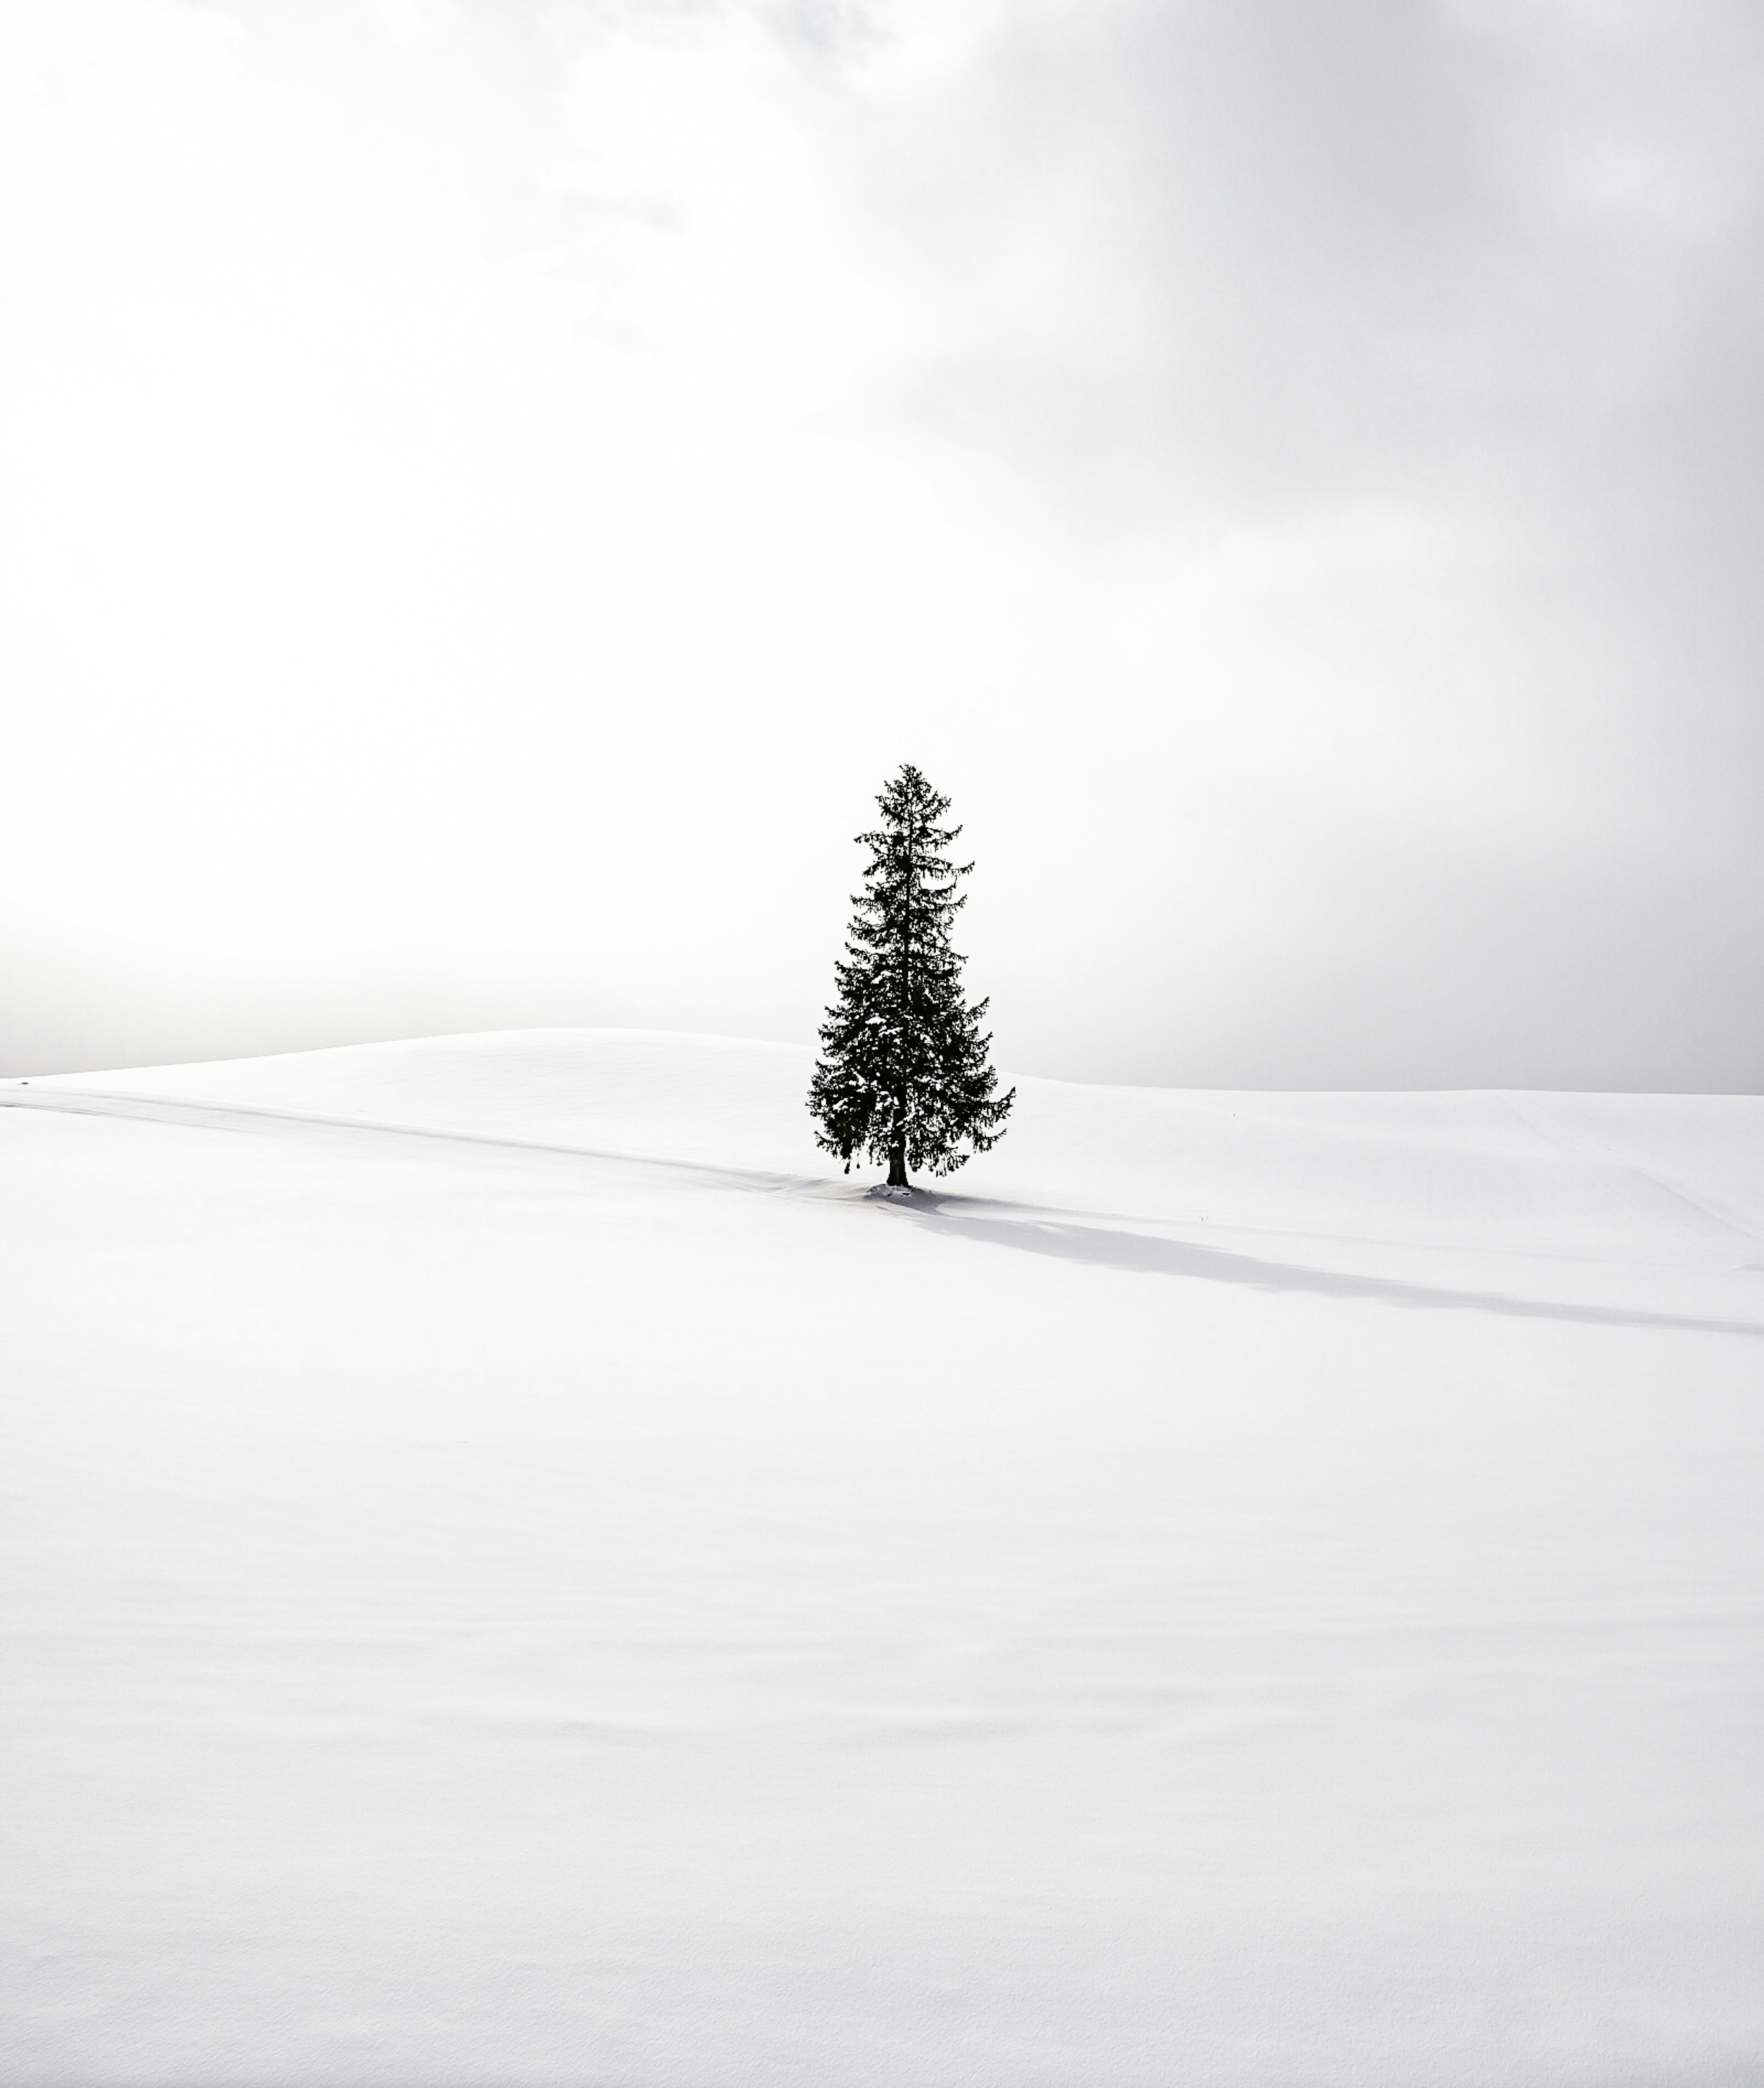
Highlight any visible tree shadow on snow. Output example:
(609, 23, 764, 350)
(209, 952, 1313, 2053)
(901, 1200, 1764, 1340)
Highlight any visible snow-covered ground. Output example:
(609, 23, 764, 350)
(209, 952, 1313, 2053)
(4, 1029, 1762, 2086)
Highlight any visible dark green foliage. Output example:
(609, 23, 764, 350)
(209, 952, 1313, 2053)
(809, 764, 1014, 1188)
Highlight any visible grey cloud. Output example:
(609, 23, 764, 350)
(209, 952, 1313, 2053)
(873, 0, 1764, 525)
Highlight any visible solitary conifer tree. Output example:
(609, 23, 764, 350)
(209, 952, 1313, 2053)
(809, 763, 1014, 1189)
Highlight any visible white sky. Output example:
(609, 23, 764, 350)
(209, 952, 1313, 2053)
(3, 0, 1763, 1086)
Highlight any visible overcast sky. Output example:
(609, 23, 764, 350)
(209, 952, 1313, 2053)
(3, 0, 1762, 1088)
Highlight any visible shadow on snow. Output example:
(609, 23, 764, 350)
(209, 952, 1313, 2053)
(899, 1197, 1764, 1340)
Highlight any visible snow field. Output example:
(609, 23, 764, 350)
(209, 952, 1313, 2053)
(3, 1031, 1762, 2084)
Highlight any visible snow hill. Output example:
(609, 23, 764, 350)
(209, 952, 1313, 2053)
(4, 1029, 1762, 2086)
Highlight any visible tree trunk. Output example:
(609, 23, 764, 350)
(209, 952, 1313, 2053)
(887, 1140, 908, 1189)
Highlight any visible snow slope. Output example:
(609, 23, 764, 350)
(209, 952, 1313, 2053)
(4, 1030, 1762, 2086)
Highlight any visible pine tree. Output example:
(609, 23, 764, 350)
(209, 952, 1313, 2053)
(809, 763, 1014, 1189)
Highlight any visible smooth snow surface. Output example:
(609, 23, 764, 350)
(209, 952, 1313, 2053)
(5, 1029, 1762, 2086)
